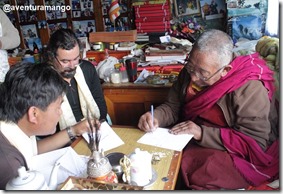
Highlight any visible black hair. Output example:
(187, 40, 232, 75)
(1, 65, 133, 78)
(0, 62, 66, 123)
(45, 28, 82, 63)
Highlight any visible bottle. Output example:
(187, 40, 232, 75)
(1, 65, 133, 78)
(125, 58, 138, 82)
(110, 63, 121, 84)
(104, 48, 109, 60)
(119, 64, 129, 83)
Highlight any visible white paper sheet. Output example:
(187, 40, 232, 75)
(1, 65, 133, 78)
(82, 121, 124, 152)
(137, 127, 193, 151)
(32, 147, 87, 188)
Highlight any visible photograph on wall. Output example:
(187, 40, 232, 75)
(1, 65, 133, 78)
(103, 17, 112, 31)
(48, 22, 67, 34)
(174, 0, 200, 16)
(72, 0, 81, 10)
(226, 0, 267, 18)
(118, 0, 128, 13)
(17, 0, 37, 22)
(199, 0, 226, 19)
(229, 14, 263, 42)
(21, 24, 38, 39)
(103, 17, 129, 32)
(45, 0, 67, 20)
(101, 0, 110, 16)
(72, 0, 82, 18)
(38, 20, 47, 29)
(80, 0, 94, 17)
(72, 10, 81, 17)
(72, 20, 96, 37)
(78, 36, 90, 51)
(116, 17, 130, 31)
(27, 37, 42, 52)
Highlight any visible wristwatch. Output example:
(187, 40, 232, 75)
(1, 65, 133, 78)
(66, 127, 76, 141)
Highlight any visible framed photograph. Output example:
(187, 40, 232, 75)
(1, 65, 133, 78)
(21, 24, 38, 39)
(48, 22, 67, 34)
(80, 0, 94, 17)
(226, 0, 266, 18)
(17, 0, 37, 22)
(45, 0, 67, 20)
(199, 0, 226, 19)
(229, 15, 263, 41)
(72, 20, 96, 37)
(78, 36, 90, 51)
(27, 37, 42, 52)
(72, 10, 81, 18)
(174, 0, 200, 16)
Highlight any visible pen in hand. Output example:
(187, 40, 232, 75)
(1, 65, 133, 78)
(151, 105, 154, 132)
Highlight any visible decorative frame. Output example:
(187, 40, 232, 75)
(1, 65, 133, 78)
(174, 0, 200, 16)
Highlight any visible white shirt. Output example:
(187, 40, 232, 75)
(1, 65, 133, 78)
(0, 121, 38, 169)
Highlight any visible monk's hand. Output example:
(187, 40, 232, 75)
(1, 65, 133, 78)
(169, 121, 202, 140)
(138, 112, 159, 133)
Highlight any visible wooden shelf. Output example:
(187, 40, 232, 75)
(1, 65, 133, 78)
(89, 30, 137, 43)
(86, 50, 130, 62)
(102, 82, 172, 126)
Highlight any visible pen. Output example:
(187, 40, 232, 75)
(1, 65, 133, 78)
(151, 105, 154, 130)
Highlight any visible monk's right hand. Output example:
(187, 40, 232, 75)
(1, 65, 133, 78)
(138, 112, 159, 133)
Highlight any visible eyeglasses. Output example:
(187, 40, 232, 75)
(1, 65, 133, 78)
(55, 56, 82, 66)
(185, 63, 226, 81)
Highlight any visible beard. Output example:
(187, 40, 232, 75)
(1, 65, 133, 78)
(60, 67, 77, 79)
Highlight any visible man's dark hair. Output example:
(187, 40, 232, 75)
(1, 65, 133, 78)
(46, 28, 82, 62)
(0, 62, 66, 123)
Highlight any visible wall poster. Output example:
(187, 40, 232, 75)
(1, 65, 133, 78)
(174, 0, 200, 16)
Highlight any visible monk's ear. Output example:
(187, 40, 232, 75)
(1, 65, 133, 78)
(27, 106, 38, 124)
(221, 65, 232, 77)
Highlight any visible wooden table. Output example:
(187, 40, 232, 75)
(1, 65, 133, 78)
(71, 125, 182, 190)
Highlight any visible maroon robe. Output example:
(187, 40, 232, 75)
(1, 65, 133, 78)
(180, 53, 279, 190)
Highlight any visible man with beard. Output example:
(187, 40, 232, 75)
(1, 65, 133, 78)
(138, 29, 279, 190)
(45, 28, 107, 138)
